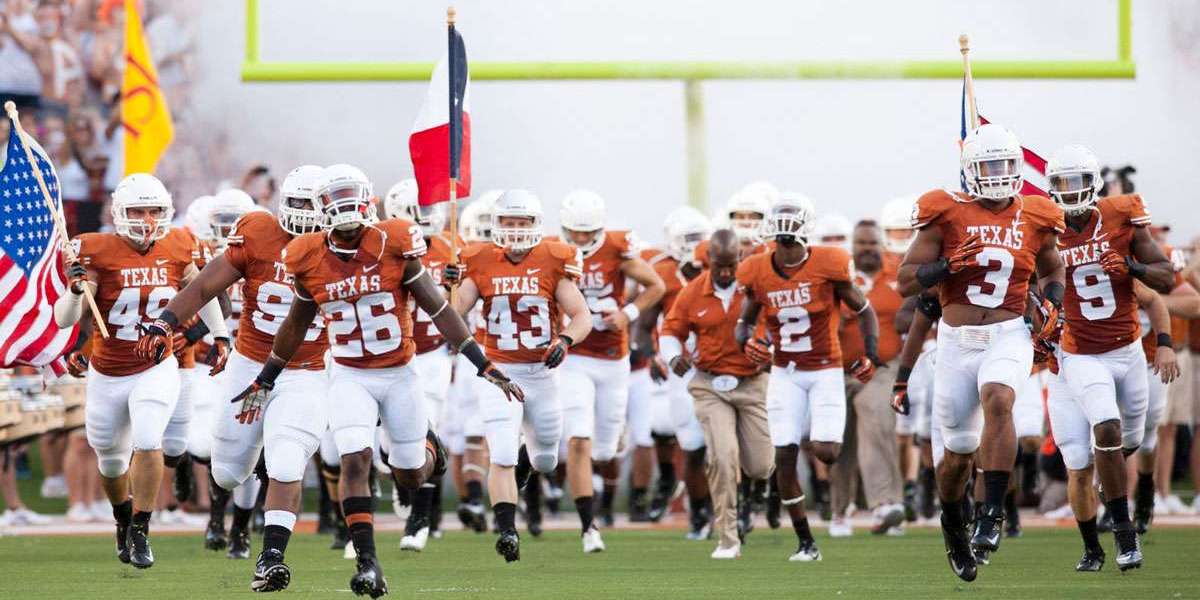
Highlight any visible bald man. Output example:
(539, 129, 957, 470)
(660, 230, 773, 559)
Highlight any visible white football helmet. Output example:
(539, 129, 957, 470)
(1046, 145, 1102, 215)
(208, 188, 256, 247)
(112, 173, 173, 243)
(385, 178, 445, 237)
(184, 195, 215, 242)
(314, 164, 373, 232)
(763, 192, 816, 242)
(560, 189, 607, 257)
(880, 195, 918, 254)
(961, 124, 1024, 200)
(726, 182, 775, 244)
(278, 165, 324, 236)
(810, 213, 852, 249)
(664, 206, 713, 263)
(461, 190, 501, 242)
(492, 189, 544, 252)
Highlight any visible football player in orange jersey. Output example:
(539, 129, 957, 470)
(383, 178, 458, 549)
(897, 124, 1066, 581)
(54, 174, 230, 569)
(1042, 145, 1175, 573)
(736, 193, 880, 562)
(556, 190, 664, 552)
(136, 166, 332, 591)
(205, 165, 519, 596)
(446, 189, 593, 563)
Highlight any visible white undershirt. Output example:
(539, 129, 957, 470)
(712, 280, 736, 312)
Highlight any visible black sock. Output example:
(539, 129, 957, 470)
(232, 506, 253, 532)
(982, 470, 1009, 509)
(1019, 448, 1038, 493)
(920, 466, 936, 491)
(631, 487, 647, 506)
(941, 494, 966, 528)
(466, 480, 484, 503)
(1105, 496, 1131, 524)
(659, 462, 676, 485)
(132, 510, 152, 529)
(411, 484, 434, 522)
(1077, 517, 1102, 553)
(113, 499, 132, 526)
(342, 496, 376, 557)
(430, 480, 443, 531)
(1004, 491, 1019, 524)
(1135, 472, 1155, 507)
(601, 483, 616, 511)
(494, 501, 517, 533)
(575, 497, 594, 532)
(524, 474, 542, 516)
(394, 484, 412, 507)
(689, 495, 707, 515)
(209, 473, 230, 523)
(814, 478, 830, 503)
(262, 524, 291, 556)
(793, 516, 813, 543)
(163, 453, 183, 468)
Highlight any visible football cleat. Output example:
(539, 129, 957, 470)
(349, 555, 388, 598)
(1113, 523, 1143, 571)
(788, 539, 822, 562)
(970, 504, 1004, 554)
(582, 526, 606, 553)
(115, 521, 131, 564)
(1075, 550, 1105, 572)
(940, 512, 977, 582)
(399, 523, 429, 552)
(1097, 509, 1113, 533)
(527, 509, 543, 538)
(251, 549, 291, 592)
(629, 495, 651, 523)
(205, 517, 229, 551)
(903, 482, 918, 523)
(871, 503, 906, 535)
(391, 487, 412, 521)
(648, 479, 682, 522)
(598, 500, 615, 528)
(456, 501, 488, 533)
(496, 530, 521, 563)
(973, 548, 991, 566)
(228, 527, 251, 559)
(686, 505, 713, 541)
(766, 491, 781, 529)
(127, 522, 154, 569)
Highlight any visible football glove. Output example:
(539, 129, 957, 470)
(479, 361, 525, 403)
(66, 261, 88, 295)
(1034, 297, 1063, 344)
(232, 376, 273, 424)
(850, 355, 879, 384)
(649, 356, 669, 383)
(947, 233, 985, 273)
(442, 262, 465, 286)
(891, 380, 909, 416)
(65, 350, 89, 378)
(744, 337, 773, 365)
(135, 319, 174, 364)
(916, 292, 942, 321)
(205, 337, 231, 376)
(1098, 249, 1129, 278)
(542, 334, 573, 369)
(1033, 338, 1059, 375)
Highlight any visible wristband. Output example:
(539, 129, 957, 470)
(182, 320, 210, 344)
(1126, 257, 1148, 278)
(1043, 281, 1065, 308)
(621, 304, 641, 323)
(457, 338, 491, 373)
(1156, 333, 1172, 348)
(863, 334, 879, 361)
(559, 334, 575, 347)
(159, 309, 180, 329)
(258, 357, 285, 386)
(916, 257, 950, 289)
(896, 365, 913, 383)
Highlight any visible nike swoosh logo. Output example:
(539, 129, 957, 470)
(527, 268, 541, 275)
(428, 261, 443, 267)
(364, 264, 379, 273)
(155, 259, 168, 265)
(697, 309, 708, 317)
(588, 262, 602, 270)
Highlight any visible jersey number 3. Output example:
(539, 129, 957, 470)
(966, 247, 1014, 309)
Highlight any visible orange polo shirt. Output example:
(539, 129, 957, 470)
(662, 271, 759, 378)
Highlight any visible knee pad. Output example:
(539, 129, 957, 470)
(1139, 426, 1158, 454)
(385, 440, 426, 471)
(266, 437, 310, 483)
(943, 430, 980, 456)
(191, 453, 211, 467)
(95, 448, 130, 478)
(163, 452, 184, 468)
(211, 462, 251, 492)
(532, 452, 558, 474)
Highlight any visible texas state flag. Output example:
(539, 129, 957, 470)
(409, 24, 471, 206)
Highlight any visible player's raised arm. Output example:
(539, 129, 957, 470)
(1123, 226, 1175, 294)
(53, 263, 98, 328)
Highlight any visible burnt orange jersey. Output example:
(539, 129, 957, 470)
(737, 246, 851, 370)
(573, 230, 637, 360)
(840, 253, 904, 367)
(1059, 194, 1151, 355)
(224, 211, 327, 370)
(410, 232, 463, 354)
(75, 228, 199, 376)
(284, 219, 426, 369)
(1142, 245, 1188, 361)
(913, 190, 1063, 315)
(462, 240, 582, 364)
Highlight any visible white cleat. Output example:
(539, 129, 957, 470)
(710, 544, 741, 560)
(400, 527, 430, 552)
(343, 540, 357, 560)
(582, 526, 606, 553)
(828, 517, 853, 538)
(788, 540, 822, 562)
(392, 487, 412, 520)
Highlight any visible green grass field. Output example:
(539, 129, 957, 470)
(1, 527, 1196, 599)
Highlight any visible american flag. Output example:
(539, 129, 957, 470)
(960, 79, 1048, 196)
(0, 121, 79, 370)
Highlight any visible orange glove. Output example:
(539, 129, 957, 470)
(947, 233, 986, 273)
(205, 337, 231, 376)
(135, 320, 174, 364)
(542, 335, 573, 369)
(65, 351, 89, 378)
(1034, 298, 1062, 344)
(850, 356, 878, 384)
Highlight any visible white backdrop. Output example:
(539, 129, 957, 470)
(191, 0, 1200, 244)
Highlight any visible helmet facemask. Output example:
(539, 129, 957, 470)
(317, 182, 373, 232)
(279, 195, 322, 236)
(493, 215, 542, 252)
(115, 203, 172, 245)
(562, 227, 604, 258)
(1048, 170, 1099, 215)
(764, 205, 812, 249)
(729, 210, 765, 245)
(964, 156, 1022, 200)
(209, 209, 245, 248)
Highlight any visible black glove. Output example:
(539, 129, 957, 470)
(542, 334, 573, 369)
(66, 262, 87, 295)
(442, 262, 465, 286)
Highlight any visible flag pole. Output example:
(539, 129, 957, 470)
(447, 6, 459, 304)
(4, 101, 109, 338)
(959, 34, 979, 130)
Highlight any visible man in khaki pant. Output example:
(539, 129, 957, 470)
(661, 231, 772, 559)
(830, 221, 906, 535)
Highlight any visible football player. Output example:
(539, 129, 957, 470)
(897, 123, 1066, 581)
(383, 178, 458, 549)
(136, 166, 327, 589)
(736, 194, 881, 562)
(445, 189, 592, 563)
(55, 174, 230, 569)
(810, 213, 853, 251)
(1043, 145, 1175, 572)
(556, 190, 664, 552)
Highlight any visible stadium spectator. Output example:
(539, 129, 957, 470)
(1, 444, 52, 527)
(1, 0, 87, 109)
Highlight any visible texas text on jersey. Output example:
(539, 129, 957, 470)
(736, 245, 853, 370)
(283, 218, 427, 368)
(461, 239, 582, 364)
(1059, 194, 1152, 354)
(912, 189, 1065, 314)
(226, 210, 328, 369)
(75, 227, 200, 376)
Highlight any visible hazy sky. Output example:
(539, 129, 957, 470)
(193, 0, 1200, 245)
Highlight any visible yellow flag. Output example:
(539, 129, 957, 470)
(121, 0, 173, 176)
